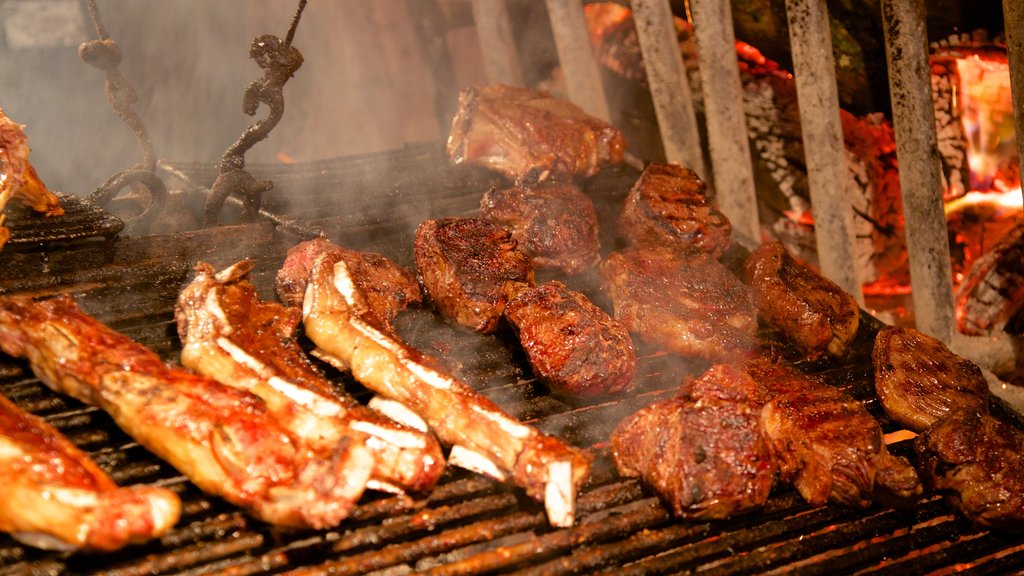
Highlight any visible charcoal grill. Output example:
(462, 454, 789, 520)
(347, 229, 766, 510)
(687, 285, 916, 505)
(2, 144, 1024, 575)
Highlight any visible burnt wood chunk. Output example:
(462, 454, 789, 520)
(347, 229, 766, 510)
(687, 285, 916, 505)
(955, 219, 1024, 336)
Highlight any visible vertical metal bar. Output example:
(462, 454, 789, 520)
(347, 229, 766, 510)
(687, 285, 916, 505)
(472, 0, 524, 86)
(543, 0, 612, 121)
(1004, 0, 1024, 205)
(881, 0, 956, 341)
(687, 0, 759, 243)
(631, 0, 706, 178)
(784, 0, 864, 305)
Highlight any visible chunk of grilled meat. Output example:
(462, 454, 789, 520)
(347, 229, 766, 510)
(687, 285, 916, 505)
(0, 107, 63, 249)
(745, 241, 860, 360)
(0, 392, 180, 551)
(278, 239, 592, 527)
(177, 260, 445, 495)
(600, 245, 757, 360)
(618, 163, 732, 257)
(758, 360, 922, 508)
(0, 295, 372, 529)
(446, 84, 625, 185)
(504, 281, 636, 397)
(415, 217, 534, 334)
(872, 326, 989, 432)
(612, 365, 774, 519)
(479, 182, 601, 274)
(915, 409, 1024, 530)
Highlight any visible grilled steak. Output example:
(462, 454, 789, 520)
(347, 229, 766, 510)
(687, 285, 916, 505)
(0, 106, 63, 249)
(744, 241, 860, 360)
(0, 295, 372, 530)
(504, 281, 636, 397)
(479, 182, 601, 274)
(415, 217, 534, 334)
(872, 326, 989, 432)
(446, 84, 625, 185)
(915, 409, 1024, 530)
(278, 239, 592, 527)
(612, 364, 774, 519)
(600, 245, 757, 360)
(0, 391, 180, 551)
(618, 162, 732, 257)
(177, 260, 445, 495)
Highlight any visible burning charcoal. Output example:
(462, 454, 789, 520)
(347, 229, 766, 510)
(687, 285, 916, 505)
(955, 219, 1024, 336)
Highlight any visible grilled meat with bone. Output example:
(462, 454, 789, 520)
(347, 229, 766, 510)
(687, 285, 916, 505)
(744, 241, 860, 360)
(600, 245, 757, 360)
(0, 106, 63, 250)
(446, 84, 625, 185)
(479, 182, 601, 274)
(277, 239, 592, 527)
(915, 408, 1024, 531)
(176, 259, 445, 495)
(0, 294, 371, 529)
(0, 391, 180, 551)
(618, 162, 732, 257)
(872, 326, 989, 433)
(415, 217, 534, 334)
(504, 281, 636, 397)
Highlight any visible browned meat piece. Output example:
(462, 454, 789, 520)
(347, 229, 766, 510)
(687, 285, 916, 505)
(479, 182, 600, 274)
(415, 217, 534, 334)
(446, 84, 625, 185)
(0, 392, 180, 551)
(278, 239, 592, 527)
(0, 295, 372, 529)
(618, 163, 732, 257)
(915, 409, 1024, 530)
(954, 219, 1024, 336)
(600, 245, 757, 360)
(504, 281, 636, 397)
(612, 365, 774, 519)
(760, 362, 921, 508)
(872, 326, 989, 432)
(744, 241, 860, 360)
(0, 107, 63, 249)
(177, 260, 445, 495)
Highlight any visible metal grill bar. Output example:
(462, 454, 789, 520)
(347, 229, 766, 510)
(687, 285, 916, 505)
(544, 0, 613, 121)
(472, 0, 524, 86)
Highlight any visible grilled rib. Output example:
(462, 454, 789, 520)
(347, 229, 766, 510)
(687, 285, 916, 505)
(0, 391, 180, 551)
(278, 239, 593, 527)
(0, 107, 63, 249)
(0, 294, 372, 529)
(176, 260, 445, 495)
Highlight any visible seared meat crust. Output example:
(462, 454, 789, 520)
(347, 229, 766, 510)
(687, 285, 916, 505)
(504, 281, 636, 397)
(479, 182, 600, 274)
(618, 163, 732, 257)
(415, 217, 534, 334)
(745, 241, 860, 359)
(872, 326, 989, 432)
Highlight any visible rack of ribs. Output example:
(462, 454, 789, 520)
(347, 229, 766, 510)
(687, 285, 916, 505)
(0, 294, 372, 529)
(277, 238, 592, 527)
(0, 106, 63, 250)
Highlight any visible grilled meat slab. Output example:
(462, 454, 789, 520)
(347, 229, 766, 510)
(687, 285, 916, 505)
(446, 84, 625, 185)
(278, 239, 592, 527)
(618, 163, 732, 257)
(177, 260, 445, 495)
(600, 245, 757, 360)
(415, 217, 534, 334)
(915, 409, 1024, 530)
(612, 365, 774, 519)
(872, 326, 989, 432)
(0, 106, 63, 249)
(0, 295, 371, 529)
(479, 182, 601, 274)
(504, 281, 636, 397)
(0, 392, 180, 551)
(745, 241, 860, 359)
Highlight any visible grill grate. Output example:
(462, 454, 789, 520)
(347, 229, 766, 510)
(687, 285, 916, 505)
(5, 191, 123, 247)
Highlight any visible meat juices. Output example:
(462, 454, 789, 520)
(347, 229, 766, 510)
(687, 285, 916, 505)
(744, 241, 860, 360)
(600, 245, 757, 361)
(479, 182, 601, 274)
(415, 217, 534, 334)
(872, 326, 990, 432)
(0, 392, 180, 551)
(446, 84, 625, 185)
(618, 162, 732, 257)
(504, 281, 636, 397)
